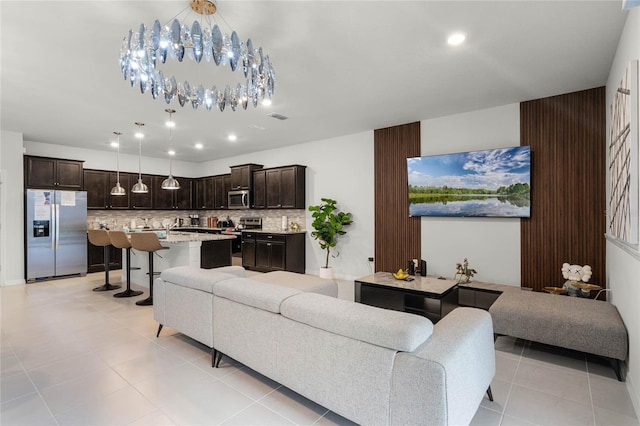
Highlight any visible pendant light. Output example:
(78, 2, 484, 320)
(110, 131, 126, 196)
(161, 109, 180, 190)
(131, 122, 149, 193)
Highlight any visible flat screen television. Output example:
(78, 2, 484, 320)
(407, 146, 531, 217)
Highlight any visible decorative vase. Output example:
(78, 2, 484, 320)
(319, 267, 334, 279)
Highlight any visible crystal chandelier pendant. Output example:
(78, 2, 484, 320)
(119, 0, 275, 111)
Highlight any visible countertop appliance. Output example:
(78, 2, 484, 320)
(26, 189, 87, 282)
(228, 189, 250, 209)
(189, 214, 199, 226)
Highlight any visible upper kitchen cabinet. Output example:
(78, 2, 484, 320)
(152, 175, 192, 209)
(254, 165, 306, 209)
(84, 169, 131, 209)
(230, 164, 263, 190)
(213, 174, 231, 209)
(193, 177, 214, 209)
(129, 173, 154, 209)
(25, 156, 83, 190)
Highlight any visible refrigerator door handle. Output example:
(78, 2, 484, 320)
(54, 204, 60, 249)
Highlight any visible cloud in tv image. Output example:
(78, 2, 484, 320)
(407, 146, 531, 217)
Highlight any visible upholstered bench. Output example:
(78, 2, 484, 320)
(489, 290, 628, 380)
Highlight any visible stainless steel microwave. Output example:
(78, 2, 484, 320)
(228, 189, 250, 209)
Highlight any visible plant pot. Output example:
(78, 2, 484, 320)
(319, 267, 334, 279)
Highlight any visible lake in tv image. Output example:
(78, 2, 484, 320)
(407, 146, 531, 217)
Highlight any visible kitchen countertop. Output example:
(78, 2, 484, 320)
(244, 229, 307, 234)
(162, 232, 235, 243)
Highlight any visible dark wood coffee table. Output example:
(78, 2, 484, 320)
(354, 272, 459, 322)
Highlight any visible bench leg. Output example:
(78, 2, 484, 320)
(493, 333, 505, 342)
(156, 324, 163, 338)
(608, 357, 625, 382)
(486, 386, 494, 401)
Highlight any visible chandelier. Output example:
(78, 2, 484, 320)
(119, 0, 276, 112)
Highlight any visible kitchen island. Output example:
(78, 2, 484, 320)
(122, 232, 235, 288)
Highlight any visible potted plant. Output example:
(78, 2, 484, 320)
(308, 198, 353, 279)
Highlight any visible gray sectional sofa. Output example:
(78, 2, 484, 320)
(154, 266, 496, 425)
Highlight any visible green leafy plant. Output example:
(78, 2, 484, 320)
(308, 198, 353, 269)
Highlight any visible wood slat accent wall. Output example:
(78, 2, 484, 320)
(374, 122, 421, 272)
(520, 87, 606, 294)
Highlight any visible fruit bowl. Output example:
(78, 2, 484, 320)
(543, 286, 567, 295)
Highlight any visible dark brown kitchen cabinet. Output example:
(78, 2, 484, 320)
(108, 172, 130, 209)
(84, 169, 131, 209)
(129, 173, 153, 209)
(252, 170, 266, 208)
(87, 238, 122, 273)
(230, 163, 262, 190)
(242, 231, 305, 273)
(152, 176, 191, 209)
(194, 177, 212, 209)
(241, 232, 257, 269)
(84, 169, 109, 209)
(213, 174, 231, 209)
(253, 165, 306, 209)
(25, 156, 83, 190)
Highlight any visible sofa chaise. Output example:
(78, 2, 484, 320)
(154, 266, 496, 425)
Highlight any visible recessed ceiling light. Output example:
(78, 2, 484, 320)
(447, 32, 466, 46)
(168, 149, 176, 156)
(165, 120, 175, 128)
(228, 134, 237, 142)
(195, 143, 203, 149)
(110, 141, 119, 148)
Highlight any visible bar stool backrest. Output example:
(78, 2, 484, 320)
(88, 229, 110, 247)
(130, 232, 168, 253)
(108, 231, 132, 250)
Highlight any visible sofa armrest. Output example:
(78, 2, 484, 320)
(390, 307, 495, 426)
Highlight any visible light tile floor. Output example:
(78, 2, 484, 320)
(1, 273, 638, 426)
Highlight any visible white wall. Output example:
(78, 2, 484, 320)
(606, 5, 640, 415)
(197, 131, 375, 281)
(1, 131, 26, 285)
(420, 104, 521, 285)
(23, 140, 198, 178)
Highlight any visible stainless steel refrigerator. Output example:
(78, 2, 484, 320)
(26, 189, 87, 281)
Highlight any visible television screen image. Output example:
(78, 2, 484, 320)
(407, 146, 531, 217)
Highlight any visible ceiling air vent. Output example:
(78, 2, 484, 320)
(267, 113, 289, 121)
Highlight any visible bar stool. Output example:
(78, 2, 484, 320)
(130, 232, 169, 306)
(87, 229, 121, 292)
(108, 231, 143, 298)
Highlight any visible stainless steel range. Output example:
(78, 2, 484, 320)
(227, 217, 262, 256)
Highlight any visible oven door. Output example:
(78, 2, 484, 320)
(228, 190, 250, 209)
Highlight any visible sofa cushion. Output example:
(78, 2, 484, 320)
(213, 277, 301, 313)
(280, 293, 433, 352)
(160, 266, 244, 293)
(249, 271, 338, 297)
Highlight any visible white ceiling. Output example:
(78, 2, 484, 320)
(0, 1, 628, 163)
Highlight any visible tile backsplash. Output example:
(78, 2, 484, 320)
(87, 209, 306, 232)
